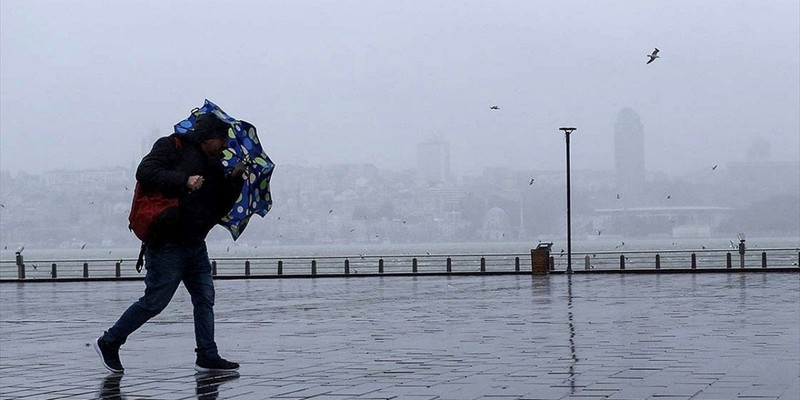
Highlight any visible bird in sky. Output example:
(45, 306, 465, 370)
(490, 105, 500, 110)
(529, 178, 535, 185)
(329, 209, 333, 213)
(80, 243, 86, 250)
(597, 230, 602, 236)
(712, 165, 718, 170)
(616, 193, 621, 199)
(646, 48, 660, 64)
(666, 195, 671, 199)
(349, 228, 356, 232)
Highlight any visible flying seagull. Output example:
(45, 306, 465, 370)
(529, 178, 535, 185)
(712, 165, 718, 170)
(646, 48, 660, 64)
(490, 105, 500, 110)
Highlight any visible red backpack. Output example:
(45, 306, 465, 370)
(128, 137, 182, 271)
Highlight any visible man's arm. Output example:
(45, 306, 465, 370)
(135, 137, 188, 195)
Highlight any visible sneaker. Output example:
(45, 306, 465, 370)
(94, 338, 124, 373)
(195, 355, 239, 372)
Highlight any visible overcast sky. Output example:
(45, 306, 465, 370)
(1, 0, 798, 176)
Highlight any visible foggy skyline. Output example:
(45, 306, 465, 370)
(1, 1, 799, 176)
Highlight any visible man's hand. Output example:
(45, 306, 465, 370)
(186, 175, 204, 191)
(230, 162, 247, 178)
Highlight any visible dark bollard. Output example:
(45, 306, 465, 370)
(480, 257, 486, 272)
(584, 255, 590, 270)
(549, 256, 554, 271)
(83, 262, 89, 278)
(412, 258, 417, 273)
(655, 254, 661, 270)
(515, 257, 520, 272)
(52, 263, 58, 279)
(245, 260, 251, 276)
(115, 262, 121, 278)
(378, 258, 384, 274)
(619, 255, 625, 270)
(15, 252, 25, 280)
(691, 253, 697, 269)
(344, 259, 350, 275)
(446, 257, 452, 273)
(761, 252, 767, 268)
(726, 252, 732, 269)
(211, 260, 217, 276)
(277, 260, 283, 275)
(311, 259, 317, 276)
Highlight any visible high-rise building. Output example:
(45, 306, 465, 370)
(416, 138, 451, 186)
(614, 108, 645, 195)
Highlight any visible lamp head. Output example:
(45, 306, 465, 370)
(559, 127, 577, 135)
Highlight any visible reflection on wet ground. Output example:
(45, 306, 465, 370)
(1, 273, 798, 399)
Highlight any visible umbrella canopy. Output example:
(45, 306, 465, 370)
(174, 99, 274, 240)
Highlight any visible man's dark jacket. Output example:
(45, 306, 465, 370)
(136, 133, 243, 247)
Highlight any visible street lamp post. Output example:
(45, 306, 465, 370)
(559, 127, 577, 274)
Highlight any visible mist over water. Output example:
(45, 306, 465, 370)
(1, 1, 798, 256)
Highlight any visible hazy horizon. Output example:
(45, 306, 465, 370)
(2, 1, 799, 176)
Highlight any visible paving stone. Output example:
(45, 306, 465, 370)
(0, 273, 798, 399)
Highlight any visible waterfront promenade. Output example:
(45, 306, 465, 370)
(1, 273, 798, 399)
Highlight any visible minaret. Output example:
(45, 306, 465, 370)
(614, 108, 645, 199)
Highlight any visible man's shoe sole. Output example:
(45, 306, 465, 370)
(194, 364, 239, 372)
(94, 339, 124, 373)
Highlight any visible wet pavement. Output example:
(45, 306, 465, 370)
(0, 273, 798, 399)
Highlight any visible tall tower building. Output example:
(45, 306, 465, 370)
(416, 138, 451, 186)
(614, 108, 645, 196)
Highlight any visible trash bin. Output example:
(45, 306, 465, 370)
(532, 242, 552, 275)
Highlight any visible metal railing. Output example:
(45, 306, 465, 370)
(1, 247, 798, 282)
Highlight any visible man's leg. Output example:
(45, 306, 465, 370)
(101, 246, 184, 346)
(184, 244, 238, 371)
(182, 244, 218, 359)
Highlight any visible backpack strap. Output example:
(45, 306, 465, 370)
(135, 242, 146, 273)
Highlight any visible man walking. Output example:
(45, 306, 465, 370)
(95, 113, 245, 373)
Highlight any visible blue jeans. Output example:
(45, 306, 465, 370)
(102, 243, 219, 359)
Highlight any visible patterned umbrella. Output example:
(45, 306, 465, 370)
(174, 99, 274, 240)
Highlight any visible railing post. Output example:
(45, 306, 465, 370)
(412, 258, 417, 273)
(83, 262, 89, 278)
(480, 257, 486, 272)
(211, 260, 217, 276)
(245, 260, 251, 276)
(619, 255, 625, 270)
(584, 255, 590, 270)
(655, 254, 661, 270)
(691, 253, 697, 270)
(277, 260, 283, 275)
(761, 252, 767, 268)
(344, 259, 350, 275)
(515, 257, 520, 272)
(378, 258, 384, 274)
(739, 241, 746, 269)
(15, 252, 25, 280)
(446, 257, 452, 273)
(726, 252, 732, 269)
(548, 256, 554, 272)
(52, 263, 58, 279)
(311, 259, 317, 276)
(115, 262, 121, 278)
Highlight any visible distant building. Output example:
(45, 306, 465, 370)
(43, 167, 131, 187)
(614, 108, 645, 197)
(416, 138, 452, 186)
